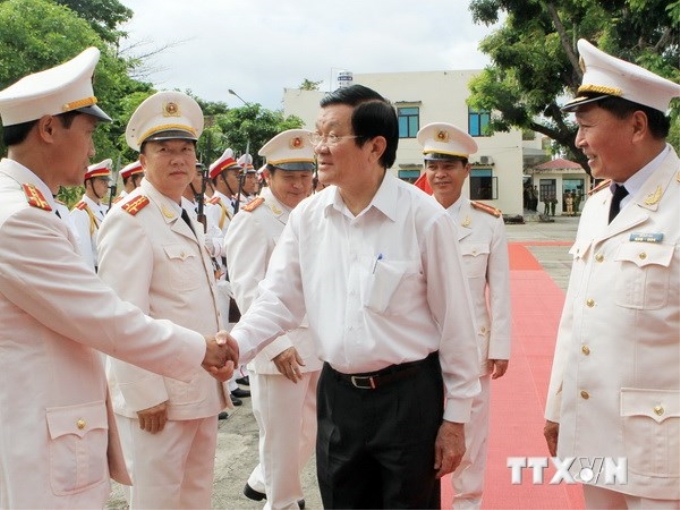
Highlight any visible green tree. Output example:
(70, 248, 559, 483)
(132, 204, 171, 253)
(54, 0, 132, 43)
(467, 0, 679, 174)
(299, 79, 323, 91)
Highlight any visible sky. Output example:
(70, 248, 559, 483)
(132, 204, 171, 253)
(119, 0, 499, 110)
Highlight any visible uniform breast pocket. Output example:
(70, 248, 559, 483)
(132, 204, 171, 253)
(620, 388, 680, 477)
(364, 259, 423, 315)
(461, 243, 490, 278)
(46, 401, 109, 495)
(614, 242, 674, 309)
(163, 244, 203, 291)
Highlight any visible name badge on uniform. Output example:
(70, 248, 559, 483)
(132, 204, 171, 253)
(629, 232, 663, 243)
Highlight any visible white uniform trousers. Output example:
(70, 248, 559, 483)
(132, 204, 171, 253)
(583, 485, 680, 509)
(452, 374, 491, 510)
(247, 370, 320, 510)
(118, 414, 218, 509)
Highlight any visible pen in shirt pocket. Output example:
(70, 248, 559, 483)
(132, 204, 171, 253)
(372, 253, 383, 274)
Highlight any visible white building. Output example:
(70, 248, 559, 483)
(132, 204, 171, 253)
(283, 70, 528, 216)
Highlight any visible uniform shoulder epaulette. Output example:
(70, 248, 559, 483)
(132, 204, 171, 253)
(22, 184, 52, 212)
(242, 196, 264, 213)
(588, 179, 611, 196)
(471, 201, 502, 217)
(208, 196, 221, 205)
(121, 195, 150, 216)
(75, 201, 87, 210)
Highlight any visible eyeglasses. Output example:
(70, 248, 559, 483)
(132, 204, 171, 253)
(308, 132, 359, 147)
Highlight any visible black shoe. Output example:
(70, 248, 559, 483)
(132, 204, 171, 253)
(230, 395, 242, 406)
(298, 499, 305, 509)
(235, 375, 250, 386)
(231, 388, 251, 398)
(243, 483, 266, 501)
(218, 411, 229, 420)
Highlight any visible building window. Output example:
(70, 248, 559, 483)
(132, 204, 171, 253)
(468, 108, 491, 137)
(470, 168, 497, 200)
(398, 107, 419, 138)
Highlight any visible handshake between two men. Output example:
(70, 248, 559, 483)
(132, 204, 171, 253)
(202, 330, 241, 382)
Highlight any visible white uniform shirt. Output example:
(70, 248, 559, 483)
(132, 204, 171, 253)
(225, 187, 322, 374)
(446, 198, 511, 372)
(231, 173, 480, 422)
(70, 194, 105, 271)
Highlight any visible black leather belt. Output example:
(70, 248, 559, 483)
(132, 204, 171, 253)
(326, 351, 438, 390)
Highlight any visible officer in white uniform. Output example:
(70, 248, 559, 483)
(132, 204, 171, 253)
(418, 123, 511, 510)
(226, 129, 321, 510)
(545, 40, 680, 509)
(117, 159, 144, 200)
(0, 47, 232, 510)
(70, 158, 111, 271)
(98, 91, 232, 509)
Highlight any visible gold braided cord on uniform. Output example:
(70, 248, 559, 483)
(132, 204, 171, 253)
(81, 204, 99, 236)
(62, 96, 97, 112)
(423, 149, 470, 158)
(577, 84, 623, 96)
(218, 200, 232, 230)
(138, 124, 198, 145)
(268, 157, 316, 166)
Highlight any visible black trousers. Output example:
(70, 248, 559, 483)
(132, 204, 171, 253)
(316, 353, 443, 509)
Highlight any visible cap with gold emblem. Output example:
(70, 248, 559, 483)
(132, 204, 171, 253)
(417, 122, 478, 161)
(562, 39, 680, 113)
(84, 158, 113, 181)
(120, 160, 144, 180)
(0, 47, 111, 127)
(209, 148, 241, 179)
(259, 129, 315, 171)
(126, 91, 204, 152)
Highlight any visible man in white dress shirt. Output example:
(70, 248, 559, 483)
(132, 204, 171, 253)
(419, 122, 511, 510)
(226, 84, 480, 509)
(544, 39, 680, 509)
(70, 157, 111, 271)
(226, 129, 320, 510)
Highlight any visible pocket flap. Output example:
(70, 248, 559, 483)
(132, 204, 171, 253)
(615, 242, 674, 268)
(620, 388, 680, 423)
(461, 244, 490, 257)
(46, 401, 108, 439)
(163, 244, 195, 261)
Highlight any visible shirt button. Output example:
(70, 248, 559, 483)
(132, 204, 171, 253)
(654, 405, 664, 416)
(586, 298, 595, 307)
(77, 419, 86, 430)
(595, 253, 604, 262)
(580, 390, 590, 400)
(581, 345, 590, 355)
(639, 252, 647, 260)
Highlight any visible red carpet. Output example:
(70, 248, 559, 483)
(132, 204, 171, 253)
(441, 243, 585, 509)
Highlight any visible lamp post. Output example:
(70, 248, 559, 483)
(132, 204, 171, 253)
(228, 89, 251, 106)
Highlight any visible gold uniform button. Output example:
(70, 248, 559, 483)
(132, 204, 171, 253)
(586, 299, 595, 307)
(480, 326, 487, 334)
(639, 252, 647, 260)
(580, 391, 590, 400)
(581, 345, 590, 355)
(595, 253, 604, 262)
(654, 405, 664, 416)
(76, 419, 86, 430)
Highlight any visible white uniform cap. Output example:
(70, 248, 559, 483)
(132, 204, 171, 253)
(120, 160, 144, 179)
(0, 47, 111, 127)
(417, 122, 478, 161)
(126, 91, 204, 152)
(209, 148, 240, 179)
(258, 129, 315, 171)
(84, 158, 113, 181)
(563, 39, 680, 113)
(237, 153, 257, 173)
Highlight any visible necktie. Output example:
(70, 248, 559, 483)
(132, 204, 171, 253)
(608, 184, 628, 224)
(55, 209, 61, 219)
(181, 208, 196, 236)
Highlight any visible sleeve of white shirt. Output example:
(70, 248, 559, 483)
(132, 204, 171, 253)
(425, 213, 481, 423)
(487, 216, 512, 360)
(230, 216, 305, 364)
